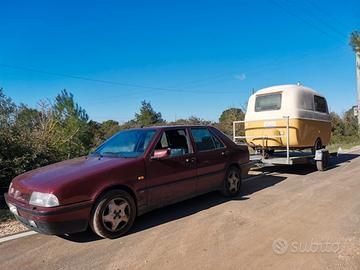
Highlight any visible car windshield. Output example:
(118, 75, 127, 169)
(94, 129, 157, 158)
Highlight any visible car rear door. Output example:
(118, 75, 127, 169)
(190, 127, 228, 195)
(145, 128, 197, 208)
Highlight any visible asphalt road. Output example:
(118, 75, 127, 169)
(1, 150, 360, 270)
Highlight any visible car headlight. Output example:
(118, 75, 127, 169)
(29, 192, 59, 207)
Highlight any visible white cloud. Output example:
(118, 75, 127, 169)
(234, 73, 246, 81)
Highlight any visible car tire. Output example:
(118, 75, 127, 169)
(221, 166, 242, 197)
(90, 189, 136, 239)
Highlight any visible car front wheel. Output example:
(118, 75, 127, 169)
(90, 189, 136, 239)
(222, 166, 242, 197)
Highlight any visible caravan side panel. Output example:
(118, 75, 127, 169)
(244, 118, 331, 149)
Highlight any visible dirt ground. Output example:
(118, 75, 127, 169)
(1, 150, 360, 270)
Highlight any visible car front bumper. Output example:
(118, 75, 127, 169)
(4, 193, 92, 235)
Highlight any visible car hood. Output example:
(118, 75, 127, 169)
(12, 156, 137, 193)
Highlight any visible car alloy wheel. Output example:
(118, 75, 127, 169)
(228, 170, 240, 192)
(102, 198, 130, 232)
(222, 166, 242, 197)
(90, 189, 136, 239)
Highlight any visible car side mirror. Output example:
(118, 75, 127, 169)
(151, 149, 170, 160)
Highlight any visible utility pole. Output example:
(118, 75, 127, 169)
(357, 51, 360, 132)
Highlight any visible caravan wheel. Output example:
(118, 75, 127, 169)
(312, 138, 322, 154)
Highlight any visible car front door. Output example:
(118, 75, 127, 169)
(190, 127, 228, 195)
(145, 128, 197, 208)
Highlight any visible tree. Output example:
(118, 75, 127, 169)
(0, 91, 59, 191)
(169, 116, 212, 126)
(89, 120, 122, 148)
(329, 108, 360, 144)
(330, 112, 344, 137)
(343, 107, 359, 136)
(134, 100, 164, 127)
(0, 88, 16, 127)
(350, 31, 360, 53)
(52, 89, 93, 158)
(15, 105, 42, 131)
(54, 89, 88, 122)
(217, 108, 245, 137)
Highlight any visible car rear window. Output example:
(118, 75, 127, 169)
(255, 93, 282, 112)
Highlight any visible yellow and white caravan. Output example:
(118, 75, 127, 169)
(243, 84, 331, 151)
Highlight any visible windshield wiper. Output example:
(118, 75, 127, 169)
(91, 151, 103, 157)
(92, 151, 130, 158)
(102, 152, 126, 157)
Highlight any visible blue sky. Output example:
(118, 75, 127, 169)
(0, 0, 359, 122)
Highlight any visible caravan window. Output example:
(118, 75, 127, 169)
(314, 95, 328, 113)
(255, 93, 282, 112)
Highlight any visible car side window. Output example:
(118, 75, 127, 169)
(191, 128, 224, 151)
(154, 129, 190, 157)
(212, 132, 225, 149)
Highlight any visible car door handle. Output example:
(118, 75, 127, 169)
(186, 157, 196, 163)
(221, 150, 230, 156)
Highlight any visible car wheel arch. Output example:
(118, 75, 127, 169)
(92, 184, 138, 211)
(227, 163, 241, 173)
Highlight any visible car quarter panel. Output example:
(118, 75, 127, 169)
(211, 127, 250, 175)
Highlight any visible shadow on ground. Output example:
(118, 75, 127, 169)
(251, 153, 360, 176)
(60, 174, 286, 243)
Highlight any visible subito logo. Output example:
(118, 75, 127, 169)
(272, 239, 288, 255)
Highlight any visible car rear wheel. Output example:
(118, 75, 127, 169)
(90, 189, 136, 239)
(222, 166, 242, 197)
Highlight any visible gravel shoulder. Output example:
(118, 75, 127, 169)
(0, 219, 29, 237)
(0, 209, 29, 238)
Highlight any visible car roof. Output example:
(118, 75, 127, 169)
(128, 125, 214, 131)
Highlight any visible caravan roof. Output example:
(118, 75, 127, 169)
(245, 84, 329, 122)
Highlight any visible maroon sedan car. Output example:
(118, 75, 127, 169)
(5, 125, 250, 239)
